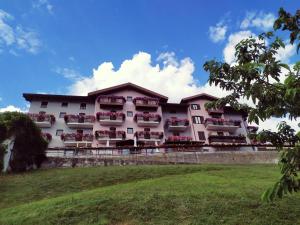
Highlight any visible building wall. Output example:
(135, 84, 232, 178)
(92, 89, 164, 147)
(28, 100, 94, 147)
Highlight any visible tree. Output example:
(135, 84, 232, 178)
(203, 8, 300, 201)
(0, 112, 48, 172)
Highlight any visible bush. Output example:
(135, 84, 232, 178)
(0, 112, 48, 172)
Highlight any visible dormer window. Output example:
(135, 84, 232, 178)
(80, 103, 86, 110)
(191, 104, 200, 110)
(40, 101, 48, 108)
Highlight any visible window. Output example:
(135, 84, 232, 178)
(61, 102, 68, 107)
(173, 132, 180, 136)
(170, 110, 176, 114)
(198, 131, 206, 140)
(39, 111, 46, 114)
(127, 96, 132, 102)
(77, 130, 83, 134)
(127, 128, 133, 134)
(144, 128, 150, 132)
(59, 112, 66, 118)
(40, 101, 48, 108)
(56, 129, 63, 136)
(110, 127, 116, 131)
(79, 113, 85, 116)
(191, 104, 200, 110)
(192, 116, 204, 124)
(127, 111, 133, 117)
(80, 103, 86, 110)
(212, 114, 222, 119)
(217, 132, 224, 136)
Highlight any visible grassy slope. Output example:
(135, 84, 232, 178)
(1, 165, 300, 225)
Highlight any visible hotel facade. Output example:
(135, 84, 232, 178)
(23, 83, 258, 152)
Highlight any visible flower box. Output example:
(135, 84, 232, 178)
(41, 133, 52, 142)
(61, 133, 94, 142)
(96, 112, 125, 121)
(97, 95, 126, 105)
(167, 136, 192, 142)
(28, 113, 56, 124)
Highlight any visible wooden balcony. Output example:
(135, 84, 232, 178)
(97, 112, 125, 126)
(204, 119, 241, 132)
(64, 115, 95, 129)
(28, 113, 55, 128)
(135, 131, 163, 143)
(95, 130, 126, 143)
(165, 118, 189, 131)
(61, 133, 93, 147)
(135, 113, 161, 127)
(133, 97, 159, 109)
(208, 135, 246, 144)
(97, 95, 126, 109)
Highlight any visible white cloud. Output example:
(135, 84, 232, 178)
(0, 105, 23, 113)
(223, 30, 255, 64)
(0, 9, 41, 54)
(240, 11, 275, 31)
(209, 21, 227, 43)
(251, 117, 300, 132)
(32, 0, 53, 14)
(275, 42, 296, 64)
(54, 67, 82, 80)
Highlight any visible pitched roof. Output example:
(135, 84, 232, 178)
(180, 93, 218, 103)
(23, 93, 93, 102)
(88, 82, 168, 102)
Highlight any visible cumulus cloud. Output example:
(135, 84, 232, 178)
(32, 0, 53, 14)
(0, 105, 24, 113)
(275, 42, 296, 64)
(208, 21, 228, 43)
(0, 9, 41, 54)
(223, 30, 255, 64)
(54, 67, 83, 80)
(240, 11, 275, 31)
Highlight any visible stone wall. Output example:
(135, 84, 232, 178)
(42, 151, 278, 168)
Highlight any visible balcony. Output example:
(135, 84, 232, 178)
(97, 95, 126, 108)
(97, 112, 125, 126)
(135, 113, 161, 127)
(28, 113, 55, 128)
(165, 118, 189, 131)
(95, 130, 126, 143)
(204, 118, 241, 131)
(166, 136, 192, 142)
(61, 133, 93, 147)
(208, 135, 247, 144)
(64, 114, 95, 129)
(135, 131, 163, 143)
(133, 97, 159, 109)
(207, 108, 224, 115)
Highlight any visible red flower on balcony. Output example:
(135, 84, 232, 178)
(95, 130, 126, 139)
(167, 136, 192, 142)
(96, 112, 125, 120)
(133, 97, 159, 105)
(64, 114, 95, 123)
(97, 95, 126, 103)
(165, 118, 189, 126)
(41, 132, 52, 142)
(61, 133, 94, 141)
(134, 131, 163, 139)
(134, 113, 161, 122)
(28, 113, 56, 124)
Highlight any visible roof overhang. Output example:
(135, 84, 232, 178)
(23, 93, 94, 102)
(180, 93, 219, 103)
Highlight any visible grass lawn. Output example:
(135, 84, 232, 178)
(0, 164, 300, 225)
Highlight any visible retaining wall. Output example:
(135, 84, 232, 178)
(42, 151, 279, 168)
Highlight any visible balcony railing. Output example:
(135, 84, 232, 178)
(64, 115, 95, 128)
(95, 130, 126, 143)
(96, 112, 125, 126)
(134, 113, 161, 127)
(166, 136, 192, 142)
(204, 118, 241, 131)
(28, 113, 55, 128)
(97, 95, 126, 107)
(206, 108, 224, 114)
(133, 97, 159, 109)
(60, 133, 94, 147)
(208, 135, 247, 144)
(165, 118, 189, 131)
(135, 131, 163, 142)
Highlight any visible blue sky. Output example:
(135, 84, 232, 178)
(0, 0, 298, 114)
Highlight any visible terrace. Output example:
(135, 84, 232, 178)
(60, 133, 94, 147)
(165, 118, 189, 131)
(28, 113, 55, 128)
(134, 113, 161, 127)
(204, 118, 241, 131)
(64, 114, 95, 129)
(97, 112, 125, 126)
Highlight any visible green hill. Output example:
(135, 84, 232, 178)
(1, 165, 300, 225)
